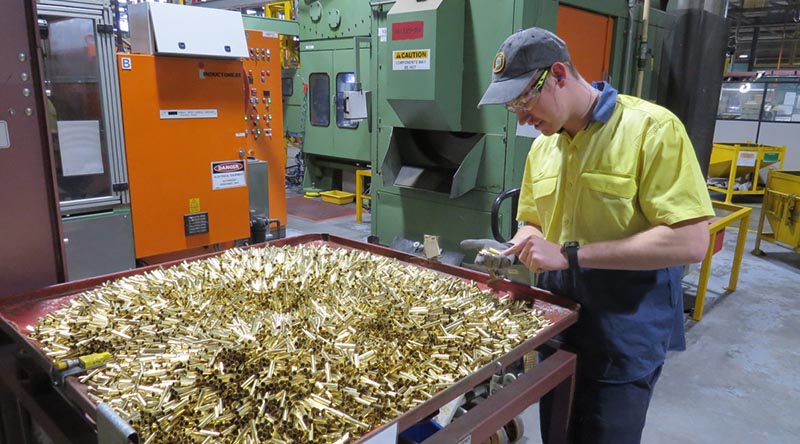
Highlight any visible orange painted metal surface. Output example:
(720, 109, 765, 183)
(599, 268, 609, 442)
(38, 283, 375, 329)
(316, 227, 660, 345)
(118, 54, 250, 258)
(243, 29, 287, 226)
(557, 5, 614, 83)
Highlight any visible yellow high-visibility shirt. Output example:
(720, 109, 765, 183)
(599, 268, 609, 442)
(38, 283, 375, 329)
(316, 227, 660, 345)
(517, 91, 714, 245)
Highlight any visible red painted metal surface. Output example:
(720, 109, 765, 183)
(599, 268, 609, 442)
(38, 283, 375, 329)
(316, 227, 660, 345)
(0, 234, 579, 443)
(0, 0, 66, 299)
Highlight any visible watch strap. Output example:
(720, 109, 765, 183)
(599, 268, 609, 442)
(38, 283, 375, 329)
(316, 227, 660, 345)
(562, 242, 580, 271)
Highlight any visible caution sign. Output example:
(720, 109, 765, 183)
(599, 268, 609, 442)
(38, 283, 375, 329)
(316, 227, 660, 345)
(392, 49, 431, 71)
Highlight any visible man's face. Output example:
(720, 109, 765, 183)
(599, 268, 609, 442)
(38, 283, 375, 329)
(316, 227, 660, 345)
(506, 69, 562, 136)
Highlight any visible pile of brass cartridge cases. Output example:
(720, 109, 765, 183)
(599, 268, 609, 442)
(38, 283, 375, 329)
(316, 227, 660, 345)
(32, 245, 551, 444)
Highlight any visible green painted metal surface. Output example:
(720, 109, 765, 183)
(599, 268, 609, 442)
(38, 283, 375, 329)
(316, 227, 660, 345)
(300, 50, 334, 156)
(384, 0, 465, 131)
(373, 190, 499, 254)
(332, 45, 372, 162)
(297, 0, 372, 40)
(241, 15, 299, 36)
(298, 41, 371, 163)
(294, 1, 374, 192)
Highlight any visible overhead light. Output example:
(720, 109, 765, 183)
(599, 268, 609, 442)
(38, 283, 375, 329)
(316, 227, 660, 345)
(738, 54, 749, 59)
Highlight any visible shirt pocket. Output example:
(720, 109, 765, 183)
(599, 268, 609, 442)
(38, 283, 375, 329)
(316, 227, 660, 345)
(531, 176, 558, 227)
(581, 171, 637, 199)
(579, 171, 638, 237)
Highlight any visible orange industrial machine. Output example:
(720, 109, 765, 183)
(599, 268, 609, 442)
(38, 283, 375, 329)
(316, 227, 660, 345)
(118, 54, 252, 259)
(117, 3, 286, 261)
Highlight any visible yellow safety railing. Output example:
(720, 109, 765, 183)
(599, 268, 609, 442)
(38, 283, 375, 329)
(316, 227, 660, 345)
(265, 1, 294, 20)
(691, 201, 751, 321)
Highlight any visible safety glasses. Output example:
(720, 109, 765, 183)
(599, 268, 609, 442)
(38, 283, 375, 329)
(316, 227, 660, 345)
(505, 69, 549, 112)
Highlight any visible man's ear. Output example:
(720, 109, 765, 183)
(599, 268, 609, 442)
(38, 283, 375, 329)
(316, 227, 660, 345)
(551, 62, 569, 83)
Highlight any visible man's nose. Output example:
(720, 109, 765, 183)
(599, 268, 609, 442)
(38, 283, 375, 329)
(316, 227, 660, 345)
(515, 108, 534, 125)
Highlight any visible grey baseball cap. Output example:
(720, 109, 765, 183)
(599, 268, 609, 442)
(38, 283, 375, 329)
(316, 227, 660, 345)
(478, 27, 570, 107)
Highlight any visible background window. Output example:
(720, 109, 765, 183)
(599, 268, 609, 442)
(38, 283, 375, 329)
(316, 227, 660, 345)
(309, 73, 329, 127)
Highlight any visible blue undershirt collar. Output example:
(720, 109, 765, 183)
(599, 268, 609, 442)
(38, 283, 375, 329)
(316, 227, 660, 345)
(590, 81, 618, 123)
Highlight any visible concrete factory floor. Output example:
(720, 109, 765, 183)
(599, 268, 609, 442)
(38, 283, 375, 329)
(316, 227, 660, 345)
(283, 179, 800, 444)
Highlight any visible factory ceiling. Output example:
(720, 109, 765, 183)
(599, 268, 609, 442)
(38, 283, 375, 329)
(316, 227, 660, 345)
(120, 1, 800, 71)
(727, 0, 800, 70)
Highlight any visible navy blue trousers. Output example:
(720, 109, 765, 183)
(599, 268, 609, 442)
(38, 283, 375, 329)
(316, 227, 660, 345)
(540, 364, 663, 444)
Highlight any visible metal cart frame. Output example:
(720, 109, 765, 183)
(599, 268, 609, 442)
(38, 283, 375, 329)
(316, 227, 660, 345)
(1, 234, 578, 444)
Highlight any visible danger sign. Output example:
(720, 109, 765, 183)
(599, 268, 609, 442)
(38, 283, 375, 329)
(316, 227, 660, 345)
(392, 49, 431, 71)
(392, 21, 424, 40)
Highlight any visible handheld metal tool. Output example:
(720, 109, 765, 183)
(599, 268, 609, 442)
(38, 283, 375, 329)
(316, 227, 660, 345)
(52, 352, 113, 386)
(54, 351, 113, 371)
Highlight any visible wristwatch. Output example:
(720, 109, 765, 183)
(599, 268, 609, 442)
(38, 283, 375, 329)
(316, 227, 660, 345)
(561, 241, 580, 271)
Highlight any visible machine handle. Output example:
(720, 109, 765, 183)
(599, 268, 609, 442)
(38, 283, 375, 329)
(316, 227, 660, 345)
(491, 188, 521, 244)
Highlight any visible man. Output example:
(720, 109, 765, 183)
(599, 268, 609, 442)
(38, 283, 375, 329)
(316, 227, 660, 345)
(462, 28, 714, 444)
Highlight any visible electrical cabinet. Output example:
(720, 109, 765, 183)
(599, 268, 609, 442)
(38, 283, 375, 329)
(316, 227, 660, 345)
(118, 54, 251, 259)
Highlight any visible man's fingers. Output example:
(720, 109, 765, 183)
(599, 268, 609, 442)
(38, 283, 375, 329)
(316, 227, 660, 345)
(503, 242, 523, 255)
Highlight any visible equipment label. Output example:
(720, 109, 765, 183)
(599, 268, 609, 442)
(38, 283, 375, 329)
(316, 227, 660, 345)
(262, 31, 279, 39)
(120, 57, 132, 70)
(392, 21, 424, 40)
(211, 160, 246, 190)
(184, 212, 209, 236)
(160, 109, 218, 119)
(189, 198, 201, 213)
(737, 151, 757, 167)
(378, 27, 387, 42)
(392, 49, 430, 71)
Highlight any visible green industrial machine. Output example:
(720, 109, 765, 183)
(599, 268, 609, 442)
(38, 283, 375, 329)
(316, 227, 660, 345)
(288, 1, 374, 192)
(289, 0, 676, 254)
(371, 0, 541, 251)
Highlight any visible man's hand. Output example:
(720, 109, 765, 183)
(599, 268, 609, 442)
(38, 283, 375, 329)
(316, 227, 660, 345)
(460, 239, 516, 274)
(506, 235, 569, 273)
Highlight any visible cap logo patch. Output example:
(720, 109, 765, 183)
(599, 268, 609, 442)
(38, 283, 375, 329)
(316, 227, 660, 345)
(493, 53, 505, 73)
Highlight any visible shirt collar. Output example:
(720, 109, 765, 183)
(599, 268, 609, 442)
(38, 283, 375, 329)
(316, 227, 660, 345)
(590, 81, 618, 123)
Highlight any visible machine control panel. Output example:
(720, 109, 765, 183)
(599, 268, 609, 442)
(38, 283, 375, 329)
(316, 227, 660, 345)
(242, 29, 287, 228)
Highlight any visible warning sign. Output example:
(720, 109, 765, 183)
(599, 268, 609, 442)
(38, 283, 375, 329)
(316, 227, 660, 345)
(392, 21, 424, 40)
(392, 49, 431, 71)
(211, 160, 246, 190)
